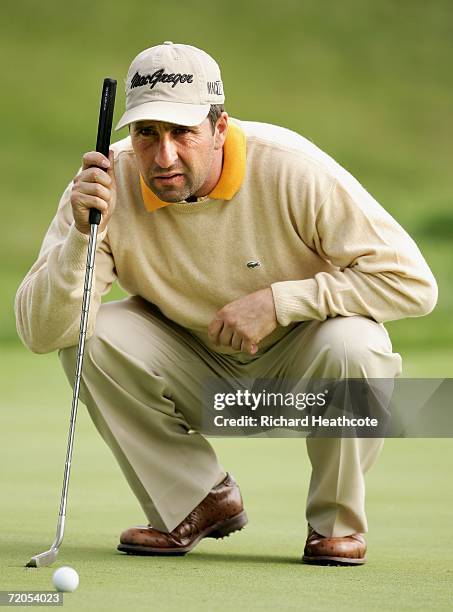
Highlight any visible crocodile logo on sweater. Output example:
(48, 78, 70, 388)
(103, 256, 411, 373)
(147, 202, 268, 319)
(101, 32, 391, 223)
(246, 260, 261, 269)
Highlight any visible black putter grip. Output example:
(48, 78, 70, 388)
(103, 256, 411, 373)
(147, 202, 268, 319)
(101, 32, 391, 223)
(89, 77, 117, 225)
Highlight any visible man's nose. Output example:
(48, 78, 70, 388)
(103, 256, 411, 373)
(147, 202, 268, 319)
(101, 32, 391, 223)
(155, 135, 178, 168)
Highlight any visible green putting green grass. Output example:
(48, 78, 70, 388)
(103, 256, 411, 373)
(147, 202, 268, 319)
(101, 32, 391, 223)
(1, 346, 452, 611)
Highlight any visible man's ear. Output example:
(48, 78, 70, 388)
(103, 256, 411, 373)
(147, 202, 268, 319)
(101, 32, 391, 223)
(214, 112, 229, 150)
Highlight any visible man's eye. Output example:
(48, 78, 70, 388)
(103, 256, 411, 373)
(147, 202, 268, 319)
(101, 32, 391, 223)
(138, 128, 156, 136)
(173, 128, 190, 136)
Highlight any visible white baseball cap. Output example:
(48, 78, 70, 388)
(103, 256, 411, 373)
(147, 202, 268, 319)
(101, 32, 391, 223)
(115, 41, 225, 130)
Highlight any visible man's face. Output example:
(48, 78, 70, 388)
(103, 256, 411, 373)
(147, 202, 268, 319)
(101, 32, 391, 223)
(130, 117, 223, 203)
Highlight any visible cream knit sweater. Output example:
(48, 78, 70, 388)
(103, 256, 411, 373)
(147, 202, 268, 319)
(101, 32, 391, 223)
(15, 119, 438, 355)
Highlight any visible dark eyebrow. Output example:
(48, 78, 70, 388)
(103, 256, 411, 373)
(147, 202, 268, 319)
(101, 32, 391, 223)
(134, 122, 194, 131)
(133, 122, 157, 130)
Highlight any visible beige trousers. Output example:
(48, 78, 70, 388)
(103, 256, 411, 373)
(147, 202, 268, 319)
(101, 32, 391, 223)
(59, 296, 402, 536)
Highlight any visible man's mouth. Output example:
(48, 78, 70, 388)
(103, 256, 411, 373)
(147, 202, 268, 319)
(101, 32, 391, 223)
(153, 173, 184, 185)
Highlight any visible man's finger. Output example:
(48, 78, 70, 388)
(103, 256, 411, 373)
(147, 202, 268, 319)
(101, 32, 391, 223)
(231, 332, 243, 351)
(77, 166, 112, 187)
(208, 319, 224, 345)
(76, 181, 111, 202)
(241, 339, 258, 355)
(73, 193, 109, 215)
(82, 151, 110, 172)
(219, 326, 234, 348)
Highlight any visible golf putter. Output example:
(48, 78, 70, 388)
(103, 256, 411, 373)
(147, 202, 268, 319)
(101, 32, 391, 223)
(26, 78, 117, 568)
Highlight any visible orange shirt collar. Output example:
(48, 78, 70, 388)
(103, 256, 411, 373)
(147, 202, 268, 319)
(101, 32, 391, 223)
(140, 122, 246, 212)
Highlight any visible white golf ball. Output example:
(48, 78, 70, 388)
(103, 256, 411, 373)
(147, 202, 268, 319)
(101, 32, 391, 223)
(52, 566, 79, 592)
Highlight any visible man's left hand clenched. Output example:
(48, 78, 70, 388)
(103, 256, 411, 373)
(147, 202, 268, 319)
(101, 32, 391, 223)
(208, 288, 278, 355)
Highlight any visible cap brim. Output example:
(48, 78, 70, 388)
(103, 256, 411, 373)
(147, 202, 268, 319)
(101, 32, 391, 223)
(115, 101, 210, 130)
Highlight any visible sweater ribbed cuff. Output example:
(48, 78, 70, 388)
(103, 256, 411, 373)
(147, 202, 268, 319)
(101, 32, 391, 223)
(271, 279, 320, 326)
(60, 223, 108, 270)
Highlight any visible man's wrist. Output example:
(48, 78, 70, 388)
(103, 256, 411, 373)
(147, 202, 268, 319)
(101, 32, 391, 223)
(63, 223, 108, 270)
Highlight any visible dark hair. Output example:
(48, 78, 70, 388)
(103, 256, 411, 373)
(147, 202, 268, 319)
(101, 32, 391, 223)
(208, 104, 225, 133)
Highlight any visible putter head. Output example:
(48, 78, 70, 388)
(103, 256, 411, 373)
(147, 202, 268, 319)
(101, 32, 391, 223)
(26, 547, 58, 568)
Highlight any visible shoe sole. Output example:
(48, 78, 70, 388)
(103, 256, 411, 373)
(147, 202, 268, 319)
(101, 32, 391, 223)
(117, 510, 248, 556)
(302, 554, 366, 566)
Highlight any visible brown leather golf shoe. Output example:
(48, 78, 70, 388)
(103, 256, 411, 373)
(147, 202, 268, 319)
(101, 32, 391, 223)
(117, 473, 247, 556)
(302, 525, 367, 565)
